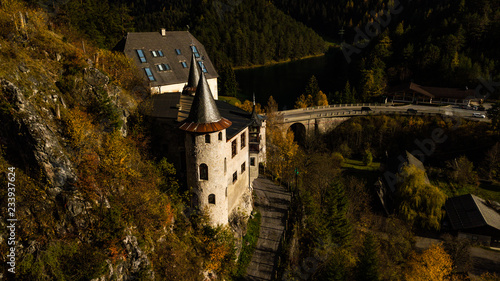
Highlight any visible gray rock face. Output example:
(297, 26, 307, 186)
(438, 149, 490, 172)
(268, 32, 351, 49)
(1, 79, 77, 194)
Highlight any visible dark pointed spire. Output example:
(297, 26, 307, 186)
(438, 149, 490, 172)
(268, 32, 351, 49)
(250, 93, 262, 127)
(186, 52, 200, 89)
(180, 72, 232, 133)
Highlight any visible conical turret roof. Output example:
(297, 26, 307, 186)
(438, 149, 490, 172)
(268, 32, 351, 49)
(250, 93, 262, 126)
(186, 52, 200, 88)
(179, 72, 232, 133)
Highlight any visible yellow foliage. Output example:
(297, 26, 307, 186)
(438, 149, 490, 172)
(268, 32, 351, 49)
(315, 90, 329, 106)
(235, 99, 263, 113)
(205, 241, 230, 272)
(397, 164, 447, 230)
(267, 129, 300, 181)
(404, 244, 453, 281)
(96, 49, 145, 93)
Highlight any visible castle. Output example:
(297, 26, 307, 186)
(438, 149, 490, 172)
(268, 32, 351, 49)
(117, 30, 266, 225)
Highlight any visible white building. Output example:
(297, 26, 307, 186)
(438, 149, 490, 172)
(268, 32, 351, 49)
(128, 31, 266, 225)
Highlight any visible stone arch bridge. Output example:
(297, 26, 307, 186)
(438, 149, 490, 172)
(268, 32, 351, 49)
(276, 103, 486, 145)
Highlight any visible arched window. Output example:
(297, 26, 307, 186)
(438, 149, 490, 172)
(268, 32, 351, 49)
(208, 194, 216, 204)
(199, 164, 208, 180)
(218, 132, 223, 141)
(205, 134, 210, 143)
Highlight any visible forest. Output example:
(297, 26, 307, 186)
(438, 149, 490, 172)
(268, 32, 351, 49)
(273, 0, 500, 101)
(42, 0, 325, 68)
(263, 93, 500, 280)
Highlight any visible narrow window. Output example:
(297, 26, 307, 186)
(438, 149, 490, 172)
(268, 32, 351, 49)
(151, 50, 158, 57)
(156, 64, 165, 71)
(233, 171, 237, 183)
(241, 132, 246, 149)
(199, 164, 208, 180)
(175, 49, 182, 55)
(241, 162, 246, 173)
(224, 157, 227, 174)
(205, 134, 210, 143)
(181, 61, 188, 68)
(232, 140, 237, 158)
(208, 194, 215, 204)
(158, 50, 164, 57)
(250, 157, 255, 166)
(136, 49, 147, 63)
(218, 132, 222, 141)
(144, 68, 155, 81)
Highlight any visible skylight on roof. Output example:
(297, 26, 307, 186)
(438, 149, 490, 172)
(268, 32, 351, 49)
(136, 49, 147, 63)
(144, 67, 155, 81)
(151, 50, 164, 57)
(198, 61, 208, 73)
(181, 61, 188, 68)
(190, 45, 200, 58)
(156, 63, 171, 71)
(175, 49, 182, 55)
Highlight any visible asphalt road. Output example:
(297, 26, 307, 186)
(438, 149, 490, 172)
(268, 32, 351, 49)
(280, 104, 491, 123)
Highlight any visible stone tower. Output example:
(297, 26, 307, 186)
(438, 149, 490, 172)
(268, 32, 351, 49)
(179, 70, 232, 225)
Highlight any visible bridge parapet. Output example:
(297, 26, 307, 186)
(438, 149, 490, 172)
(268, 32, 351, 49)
(281, 103, 384, 115)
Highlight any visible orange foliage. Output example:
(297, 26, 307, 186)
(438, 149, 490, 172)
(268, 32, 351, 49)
(404, 243, 453, 281)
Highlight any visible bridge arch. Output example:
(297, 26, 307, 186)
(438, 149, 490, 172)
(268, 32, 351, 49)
(288, 122, 307, 147)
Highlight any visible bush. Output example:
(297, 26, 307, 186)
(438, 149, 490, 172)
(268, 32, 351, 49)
(363, 150, 373, 166)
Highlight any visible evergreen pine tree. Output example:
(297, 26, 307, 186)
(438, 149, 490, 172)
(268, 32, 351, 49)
(356, 233, 380, 281)
(323, 181, 351, 245)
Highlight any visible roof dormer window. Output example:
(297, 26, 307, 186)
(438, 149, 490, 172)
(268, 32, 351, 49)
(175, 49, 182, 55)
(181, 61, 188, 68)
(136, 49, 147, 63)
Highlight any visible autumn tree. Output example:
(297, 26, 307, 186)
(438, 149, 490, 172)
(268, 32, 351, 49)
(396, 164, 447, 230)
(265, 96, 299, 183)
(296, 75, 328, 108)
(446, 155, 479, 186)
(235, 100, 263, 113)
(403, 244, 453, 281)
(295, 94, 313, 108)
(482, 142, 500, 181)
(266, 129, 300, 183)
(315, 90, 328, 106)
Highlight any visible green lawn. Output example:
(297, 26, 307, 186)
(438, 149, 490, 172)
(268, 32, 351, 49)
(342, 158, 381, 171)
(232, 211, 261, 280)
(341, 158, 381, 184)
(218, 96, 241, 106)
(433, 180, 500, 202)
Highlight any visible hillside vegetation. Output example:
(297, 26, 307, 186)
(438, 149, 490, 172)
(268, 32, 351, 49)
(0, 1, 237, 279)
(51, 0, 326, 67)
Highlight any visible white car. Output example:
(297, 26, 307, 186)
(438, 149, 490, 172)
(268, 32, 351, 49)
(472, 113, 486, 118)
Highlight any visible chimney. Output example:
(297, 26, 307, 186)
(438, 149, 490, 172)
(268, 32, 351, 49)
(160, 28, 166, 37)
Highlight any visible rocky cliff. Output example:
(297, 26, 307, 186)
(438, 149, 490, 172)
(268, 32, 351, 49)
(0, 2, 239, 280)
